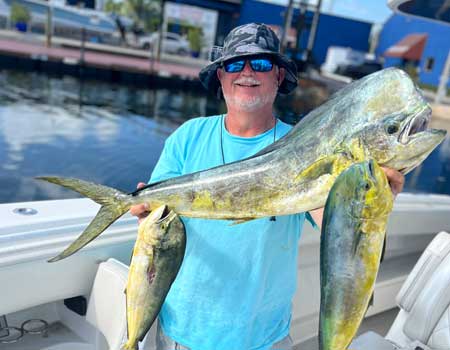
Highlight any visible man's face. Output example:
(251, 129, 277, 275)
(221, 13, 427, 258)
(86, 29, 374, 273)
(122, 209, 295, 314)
(217, 56, 285, 112)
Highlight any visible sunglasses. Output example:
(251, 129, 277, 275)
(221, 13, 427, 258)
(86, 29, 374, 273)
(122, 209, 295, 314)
(223, 57, 274, 73)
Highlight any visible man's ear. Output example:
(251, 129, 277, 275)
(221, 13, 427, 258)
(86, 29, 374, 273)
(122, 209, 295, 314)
(278, 67, 286, 87)
(217, 67, 224, 82)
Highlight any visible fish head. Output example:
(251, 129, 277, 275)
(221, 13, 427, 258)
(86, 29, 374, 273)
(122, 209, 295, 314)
(342, 160, 393, 219)
(140, 205, 178, 244)
(349, 68, 447, 174)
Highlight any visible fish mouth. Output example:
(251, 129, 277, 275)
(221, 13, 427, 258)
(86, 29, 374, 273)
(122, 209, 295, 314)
(399, 105, 432, 144)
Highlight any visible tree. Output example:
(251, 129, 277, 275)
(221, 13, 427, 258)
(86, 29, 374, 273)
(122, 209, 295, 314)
(104, 0, 161, 32)
(10, 3, 31, 25)
(104, 0, 123, 14)
(122, 0, 161, 32)
(187, 27, 203, 54)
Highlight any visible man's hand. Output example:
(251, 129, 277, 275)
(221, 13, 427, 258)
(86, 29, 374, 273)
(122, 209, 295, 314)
(381, 167, 405, 197)
(129, 182, 150, 225)
(309, 167, 404, 231)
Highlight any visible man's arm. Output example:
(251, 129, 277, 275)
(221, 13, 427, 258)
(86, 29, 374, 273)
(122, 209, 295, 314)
(309, 208, 324, 231)
(130, 129, 185, 224)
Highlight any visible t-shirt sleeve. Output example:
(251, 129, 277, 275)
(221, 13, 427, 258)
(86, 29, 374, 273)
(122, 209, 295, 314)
(149, 130, 184, 184)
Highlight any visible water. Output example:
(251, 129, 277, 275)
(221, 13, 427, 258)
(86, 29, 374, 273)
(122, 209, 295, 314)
(0, 70, 224, 203)
(0, 70, 449, 204)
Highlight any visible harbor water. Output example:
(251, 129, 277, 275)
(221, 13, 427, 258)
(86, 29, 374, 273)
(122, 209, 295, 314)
(0, 70, 449, 204)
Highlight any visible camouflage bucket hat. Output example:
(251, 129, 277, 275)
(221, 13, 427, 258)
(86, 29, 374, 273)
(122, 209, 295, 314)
(199, 23, 298, 95)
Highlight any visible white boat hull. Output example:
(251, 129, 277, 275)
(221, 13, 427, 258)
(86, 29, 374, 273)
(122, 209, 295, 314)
(1, 193, 450, 347)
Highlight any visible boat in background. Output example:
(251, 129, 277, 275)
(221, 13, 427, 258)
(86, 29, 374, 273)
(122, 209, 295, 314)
(0, 0, 119, 44)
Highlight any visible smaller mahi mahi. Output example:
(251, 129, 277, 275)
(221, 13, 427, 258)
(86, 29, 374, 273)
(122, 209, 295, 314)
(319, 160, 393, 350)
(122, 205, 186, 350)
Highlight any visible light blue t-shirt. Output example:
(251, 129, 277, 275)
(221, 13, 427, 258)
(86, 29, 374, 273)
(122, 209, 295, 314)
(149, 115, 314, 350)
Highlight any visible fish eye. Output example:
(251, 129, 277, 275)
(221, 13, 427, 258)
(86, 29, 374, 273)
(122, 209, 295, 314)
(386, 123, 399, 135)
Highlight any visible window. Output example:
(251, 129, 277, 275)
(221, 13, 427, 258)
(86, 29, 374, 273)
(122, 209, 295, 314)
(424, 57, 434, 72)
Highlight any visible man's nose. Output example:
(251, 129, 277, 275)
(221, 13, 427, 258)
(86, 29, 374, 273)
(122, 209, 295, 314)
(241, 60, 255, 75)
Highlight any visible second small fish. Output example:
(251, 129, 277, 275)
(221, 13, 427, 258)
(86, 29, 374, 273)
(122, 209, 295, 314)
(319, 160, 393, 350)
(122, 205, 186, 350)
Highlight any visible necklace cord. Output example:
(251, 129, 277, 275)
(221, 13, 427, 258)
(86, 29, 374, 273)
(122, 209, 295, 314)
(219, 114, 278, 222)
(220, 114, 277, 165)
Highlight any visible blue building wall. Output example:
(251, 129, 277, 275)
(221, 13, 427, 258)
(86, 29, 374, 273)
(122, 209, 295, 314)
(377, 14, 450, 87)
(238, 0, 372, 65)
(164, 0, 241, 45)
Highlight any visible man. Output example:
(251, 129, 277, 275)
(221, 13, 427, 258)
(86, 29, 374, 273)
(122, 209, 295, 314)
(131, 23, 404, 350)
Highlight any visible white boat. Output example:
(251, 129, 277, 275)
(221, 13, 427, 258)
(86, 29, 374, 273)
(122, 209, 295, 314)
(1, 192, 450, 349)
(1, 0, 449, 347)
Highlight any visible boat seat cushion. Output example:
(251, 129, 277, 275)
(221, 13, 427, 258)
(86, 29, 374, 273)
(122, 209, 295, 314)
(428, 307, 450, 349)
(85, 258, 129, 350)
(396, 231, 450, 312)
(403, 249, 450, 345)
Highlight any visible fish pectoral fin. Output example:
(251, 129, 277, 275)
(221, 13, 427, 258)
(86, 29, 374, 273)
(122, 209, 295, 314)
(294, 153, 353, 183)
(294, 156, 335, 183)
(352, 229, 364, 257)
(368, 291, 374, 307)
(147, 248, 156, 285)
(380, 235, 387, 263)
(229, 218, 256, 226)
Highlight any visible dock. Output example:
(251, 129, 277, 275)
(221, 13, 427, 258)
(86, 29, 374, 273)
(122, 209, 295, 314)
(0, 30, 206, 89)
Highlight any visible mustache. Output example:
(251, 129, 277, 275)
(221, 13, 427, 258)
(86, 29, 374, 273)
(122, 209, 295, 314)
(233, 78, 261, 86)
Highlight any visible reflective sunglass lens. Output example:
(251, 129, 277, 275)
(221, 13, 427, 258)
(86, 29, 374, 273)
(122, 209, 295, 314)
(250, 59, 273, 72)
(224, 58, 273, 73)
(224, 60, 245, 73)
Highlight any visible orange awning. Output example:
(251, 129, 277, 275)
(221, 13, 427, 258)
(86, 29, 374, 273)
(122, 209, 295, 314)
(384, 33, 428, 60)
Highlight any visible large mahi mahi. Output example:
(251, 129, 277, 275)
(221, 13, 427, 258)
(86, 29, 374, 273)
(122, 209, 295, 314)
(37, 68, 446, 261)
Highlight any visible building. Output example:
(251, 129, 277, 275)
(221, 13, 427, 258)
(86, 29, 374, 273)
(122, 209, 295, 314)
(162, 0, 372, 67)
(376, 13, 450, 88)
(161, 0, 241, 47)
(238, 0, 372, 67)
(56, 0, 372, 68)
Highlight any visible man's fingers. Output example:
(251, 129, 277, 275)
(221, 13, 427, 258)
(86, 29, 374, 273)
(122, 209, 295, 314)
(381, 167, 405, 196)
(130, 203, 149, 216)
(130, 183, 151, 224)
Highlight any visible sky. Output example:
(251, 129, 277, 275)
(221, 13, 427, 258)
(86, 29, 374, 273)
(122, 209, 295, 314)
(264, 0, 395, 24)
(322, 0, 394, 24)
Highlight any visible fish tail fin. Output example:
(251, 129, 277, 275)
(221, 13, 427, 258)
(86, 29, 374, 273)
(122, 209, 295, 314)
(37, 177, 132, 262)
